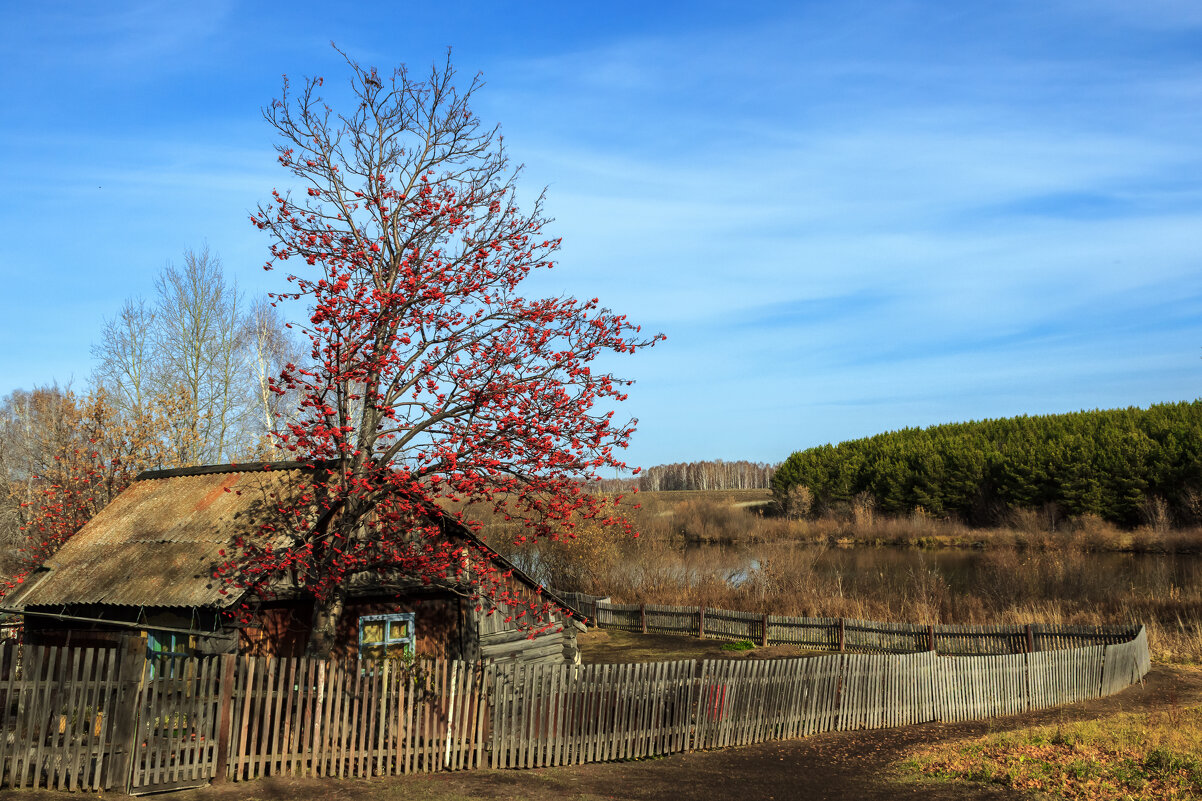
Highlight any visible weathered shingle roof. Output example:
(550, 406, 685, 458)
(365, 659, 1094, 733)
(9, 463, 318, 608)
(8, 461, 585, 627)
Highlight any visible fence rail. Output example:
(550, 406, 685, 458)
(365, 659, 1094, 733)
(0, 625, 1150, 793)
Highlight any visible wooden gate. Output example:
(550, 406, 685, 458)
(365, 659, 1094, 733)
(126, 655, 225, 794)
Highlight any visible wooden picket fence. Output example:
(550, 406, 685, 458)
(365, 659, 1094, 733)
(579, 596, 1140, 654)
(487, 628, 1150, 763)
(0, 626, 1151, 793)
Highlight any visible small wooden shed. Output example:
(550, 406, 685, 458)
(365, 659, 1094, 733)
(6, 462, 584, 665)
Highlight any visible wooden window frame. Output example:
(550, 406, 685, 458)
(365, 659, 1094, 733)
(358, 612, 416, 660)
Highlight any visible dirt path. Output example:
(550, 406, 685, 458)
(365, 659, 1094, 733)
(14, 665, 1196, 801)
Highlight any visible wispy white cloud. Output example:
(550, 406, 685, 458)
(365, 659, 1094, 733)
(1, 1, 1199, 465)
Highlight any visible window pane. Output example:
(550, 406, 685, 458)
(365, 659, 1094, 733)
(361, 622, 385, 644)
(362, 644, 385, 661)
(385, 643, 409, 659)
(387, 620, 409, 641)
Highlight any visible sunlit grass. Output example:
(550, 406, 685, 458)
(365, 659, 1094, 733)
(900, 700, 1202, 799)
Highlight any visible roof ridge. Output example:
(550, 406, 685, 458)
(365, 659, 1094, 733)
(135, 460, 336, 482)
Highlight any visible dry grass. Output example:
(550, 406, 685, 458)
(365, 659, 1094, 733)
(577, 628, 815, 663)
(477, 491, 1202, 664)
(602, 491, 1202, 553)
(901, 669, 1202, 799)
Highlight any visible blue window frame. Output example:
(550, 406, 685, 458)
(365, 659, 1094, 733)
(146, 629, 189, 677)
(358, 613, 415, 660)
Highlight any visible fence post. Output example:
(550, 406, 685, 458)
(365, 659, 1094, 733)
(641, 604, 647, 635)
(838, 618, 846, 653)
(698, 606, 705, 639)
(760, 613, 769, 647)
(213, 654, 237, 783)
(928, 625, 936, 652)
(1025, 624, 1036, 653)
(110, 634, 147, 792)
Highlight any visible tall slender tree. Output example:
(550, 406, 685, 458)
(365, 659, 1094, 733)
(225, 51, 662, 654)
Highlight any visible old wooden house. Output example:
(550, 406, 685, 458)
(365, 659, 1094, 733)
(6, 462, 584, 664)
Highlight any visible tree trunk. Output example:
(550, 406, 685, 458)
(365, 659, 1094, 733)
(307, 589, 347, 658)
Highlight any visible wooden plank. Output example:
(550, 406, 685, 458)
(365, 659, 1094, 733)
(601, 662, 616, 762)
(336, 659, 352, 777)
(693, 661, 712, 750)
(0, 642, 21, 788)
(347, 660, 364, 777)
(374, 659, 389, 776)
(10, 645, 37, 789)
(460, 661, 475, 771)
(276, 657, 296, 776)
(192, 657, 215, 783)
(421, 659, 436, 774)
(614, 662, 629, 760)
(251, 657, 274, 780)
(661, 660, 677, 754)
(162, 660, 183, 787)
(679, 660, 695, 753)
(311, 660, 328, 777)
(632, 662, 647, 758)
(646, 661, 662, 756)
(475, 664, 490, 770)
(389, 661, 402, 775)
(565, 662, 578, 766)
(360, 660, 377, 777)
(547, 661, 560, 767)
(461, 662, 476, 770)
(328, 659, 342, 777)
(73, 648, 100, 790)
(603, 662, 618, 763)
(293, 658, 313, 777)
(162, 659, 182, 786)
(624, 662, 640, 758)
(490, 665, 505, 770)
(402, 668, 415, 775)
(535, 662, 548, 768)
(719, 660, 739, 748)
(234, 658, 256, 781)
(27, 645, 60, 789)
(115, 648, 149, 794)
(158, 660, 177, 787)
(448, 661, 464, 771)
(0, 643, 14, 788)
(549, 663, 564, 768)
(580, 664, 596, 764)
(89, 647, 117, 791)
(56, 646, 83, 791)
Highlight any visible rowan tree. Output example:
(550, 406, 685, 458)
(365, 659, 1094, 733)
(0, 386, 192, 589)
(225, 51, 662, 654)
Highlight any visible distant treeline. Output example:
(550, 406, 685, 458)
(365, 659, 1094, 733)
(771, 401, 1202, 528)
(636, 460, 777, 492)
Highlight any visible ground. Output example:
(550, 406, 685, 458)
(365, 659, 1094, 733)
(578, 628, 817, 663)
(11, 662, 1195, 801)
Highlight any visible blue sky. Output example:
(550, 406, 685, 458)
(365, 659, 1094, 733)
(1, 2, 1200, 469)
